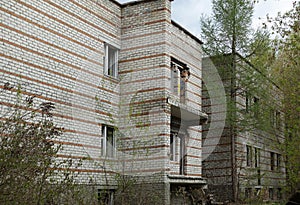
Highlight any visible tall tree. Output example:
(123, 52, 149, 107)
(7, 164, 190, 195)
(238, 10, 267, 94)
(200, 0, 276, 202)
(200, 0, 268, 57)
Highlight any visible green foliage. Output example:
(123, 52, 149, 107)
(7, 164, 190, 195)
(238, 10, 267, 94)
(267, 1, 300, 195)
(200, 0, 268, 57)
(0, 85, 82, 204)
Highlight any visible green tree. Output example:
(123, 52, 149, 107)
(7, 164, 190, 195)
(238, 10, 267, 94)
(200, 0, 279, 203)
(267, 1, 300, 195)
(200, 0, 269, 57)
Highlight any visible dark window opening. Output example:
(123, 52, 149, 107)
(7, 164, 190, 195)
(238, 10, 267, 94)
(254, 147, 260, 167)
(271, 152, 275, 171)
(255, 188, 261, 197)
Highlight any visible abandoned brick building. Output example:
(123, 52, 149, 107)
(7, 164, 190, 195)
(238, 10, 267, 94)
(1, 0, 208, 204)
(202, 54, 286, 202)
(1, 0, 285, 204)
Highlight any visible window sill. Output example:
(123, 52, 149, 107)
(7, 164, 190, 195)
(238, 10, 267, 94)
(101, 156, 117, 160)
(103, 74, 120, 83)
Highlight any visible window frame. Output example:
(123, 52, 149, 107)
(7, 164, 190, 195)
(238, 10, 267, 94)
(270, 152, 275, 171)
(104, 43, 119, 78)
(254, 147, 260, 168)
(101, 125, 116, 158)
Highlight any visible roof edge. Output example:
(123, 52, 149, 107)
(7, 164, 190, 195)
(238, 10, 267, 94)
(109, 0, 122, 7)
(120, 0, 173, 8)
(171, 20, 203, 45)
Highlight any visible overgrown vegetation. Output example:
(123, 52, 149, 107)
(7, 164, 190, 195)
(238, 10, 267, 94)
(0, 85, 83, 204)
(267, 0, 300, 196)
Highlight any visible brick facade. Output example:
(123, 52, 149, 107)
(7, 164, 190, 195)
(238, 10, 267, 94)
(1, 0, 207, 204)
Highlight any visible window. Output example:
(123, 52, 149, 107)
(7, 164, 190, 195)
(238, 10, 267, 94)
(276, 153, 281, 171)
(254, 147, 260, 168)
(270, 152, 275, 171)
(246, 145, 253, 167)
(270, 109, 281, 129)
(257, 169, 261, 185)
(245, 92, 259, 116)
(170, 133, 177, 161)
(101, 125, 116, 158)
(98, 189, 114, 205)
(104, 43, 119, 78)
(170, 58, 190, 103)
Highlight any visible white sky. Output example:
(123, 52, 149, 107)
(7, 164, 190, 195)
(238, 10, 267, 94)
(117, 0, 294, 38)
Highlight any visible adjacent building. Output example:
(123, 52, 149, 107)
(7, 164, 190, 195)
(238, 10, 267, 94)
(202, 54, 286, 203)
